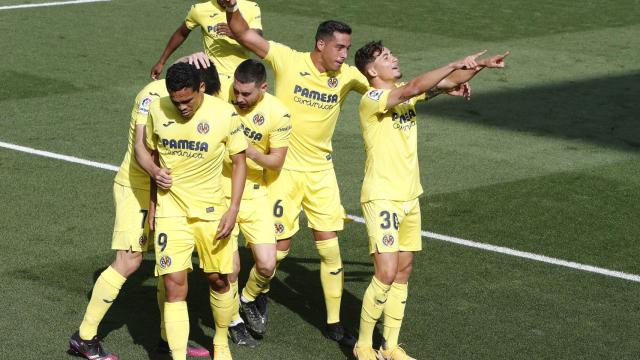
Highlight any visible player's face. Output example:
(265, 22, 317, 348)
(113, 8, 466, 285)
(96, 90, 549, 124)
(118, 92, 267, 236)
(232, 80, 266, 111)
(319, 32, 352, 72)
(170, 85, 204, 119)
(372, 47, 401, 80)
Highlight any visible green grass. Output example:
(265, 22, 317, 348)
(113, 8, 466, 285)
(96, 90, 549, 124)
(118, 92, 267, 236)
(1, 0, 640, 359)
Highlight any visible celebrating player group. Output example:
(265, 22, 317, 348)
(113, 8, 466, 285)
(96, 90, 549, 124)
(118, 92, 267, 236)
(68, 1, 509, 359)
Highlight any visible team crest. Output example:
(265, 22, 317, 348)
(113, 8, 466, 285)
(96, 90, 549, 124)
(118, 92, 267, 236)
(381, 234, 395, 247)
(327, 77, 338, 88)
(138, 97, 152, 114)
(274, 223, 285, 235)
(367, 89, 384, 101)
(138, 235, 147, 246)
(159, 255, 172, 269)
(252, 113, 265, 126)
(197, 121, 210, 134)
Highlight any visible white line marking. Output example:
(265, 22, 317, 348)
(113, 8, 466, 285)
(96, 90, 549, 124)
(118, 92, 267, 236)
(2, 140, 639, 283)
(0, 0, 109, 11)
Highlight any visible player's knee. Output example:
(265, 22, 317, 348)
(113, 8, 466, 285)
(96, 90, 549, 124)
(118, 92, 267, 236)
(163, 274, 187, 301)
(375, 264, 398, 285)
(207, 272, 229, 292)
(112, 250, 143, 277)
(256, 259, 276, 278)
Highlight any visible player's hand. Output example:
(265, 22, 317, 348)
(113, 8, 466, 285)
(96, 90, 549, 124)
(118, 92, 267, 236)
(153, 168, 172, 190)
(450, 50, 486, 70)
(150, 61, 164, 80)
(216, 208, 238, 240)
(215, 23, 235, 39)
(481, 51, 510, 68)
(245, 143, 258, 160)
(187, 52, 211, 69)
(446, 82, 472, 100)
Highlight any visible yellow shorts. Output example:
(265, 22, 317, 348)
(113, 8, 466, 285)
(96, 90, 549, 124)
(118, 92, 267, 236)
(154, 216, 234, 276)
(111, 183, 151, 252)
(228, 195, 276, 250)
(361, 198, 422, 254)
(268, 168, 346, 240)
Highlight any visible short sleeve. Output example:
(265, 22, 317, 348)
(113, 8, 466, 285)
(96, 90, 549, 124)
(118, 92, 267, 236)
(226, 113, 248, 155)
(349, 66, 370, 95)
(269, 110, 292, 148)
(359, 89, 391, 120)
(246, 2, 262, 30)
(263, 41, 294, 74)
(184, 5, 199, 30)
(145, 112, 157, 150)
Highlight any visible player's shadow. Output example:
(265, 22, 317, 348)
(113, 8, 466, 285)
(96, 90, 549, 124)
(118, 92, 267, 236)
(86, 245, 378, 359)
(423, 72, 640, 152)
(89, 259, 213, 360)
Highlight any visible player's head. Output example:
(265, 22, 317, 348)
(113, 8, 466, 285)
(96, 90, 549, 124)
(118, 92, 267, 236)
(314, 20, 352, 72)
(355, 40, 401, 81)
(166, 62, 205, 119)
(232, 59, 268, 111)
(198, 63, 221, 96)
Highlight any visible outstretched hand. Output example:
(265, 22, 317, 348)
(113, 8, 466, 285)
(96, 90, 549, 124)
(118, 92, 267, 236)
(150, 62, 164, 80)
(450, 50, 487, 70)
(481, 51, 510, 68)
(187, 52, 211, 69)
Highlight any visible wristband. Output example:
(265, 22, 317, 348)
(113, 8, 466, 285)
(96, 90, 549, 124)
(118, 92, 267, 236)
(226, 3, 239, 12)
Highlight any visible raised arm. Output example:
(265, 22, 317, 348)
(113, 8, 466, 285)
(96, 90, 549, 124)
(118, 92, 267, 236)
(438, 51, 510, 90)
(150, 23, 192, 79)
(386, 52, 484, 109)
(221, 0, 270, 59)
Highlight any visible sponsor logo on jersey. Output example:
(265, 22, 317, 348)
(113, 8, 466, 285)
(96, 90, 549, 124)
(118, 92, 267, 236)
(299, 72, 311, 77)
(197, 121, 210, 134)
(274, 222, 285, 235)
(159, 255, 172, 269)
(240, 123, 263, 141)
(161, 139, 209, 152)
(252, 113, 265, 126)
(367, 89, 384, 101)
(293, 85, 338, 103)
(327, 77, 338, 88)
(138, 97, 153, 114)
(163, 121, 175, 127)
(391, 109, 417, 131)
(382, 234, 395, 247)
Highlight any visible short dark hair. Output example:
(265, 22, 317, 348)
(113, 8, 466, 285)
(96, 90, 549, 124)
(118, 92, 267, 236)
(198, 64, 221, 96)
(234, 59, 267, 85)
(355, 40, 384, 74)
(315, 20, 352, 43)
(165, 62, 201, 93)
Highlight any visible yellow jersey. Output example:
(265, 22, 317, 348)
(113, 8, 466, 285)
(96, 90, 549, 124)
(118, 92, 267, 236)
(263, 41, 369, 171)
(222, 92, 292, 199)
(114, 79, 168, 190)
(359, 87, 427, 202)
(146, 94, 247, 219)
(185, 0, 262, 76)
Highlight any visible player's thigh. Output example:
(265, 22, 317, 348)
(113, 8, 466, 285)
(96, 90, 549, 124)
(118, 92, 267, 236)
(154, 217, 195, 276)
(361, 200, 402, 254)
(398, 198, 422, 253)
(302, 168, 345, 232)
(239, 196, 277, 247)
(112, 183, 151, 252)
(269, 168, 304, 240)
(194, 218, 235, 275)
